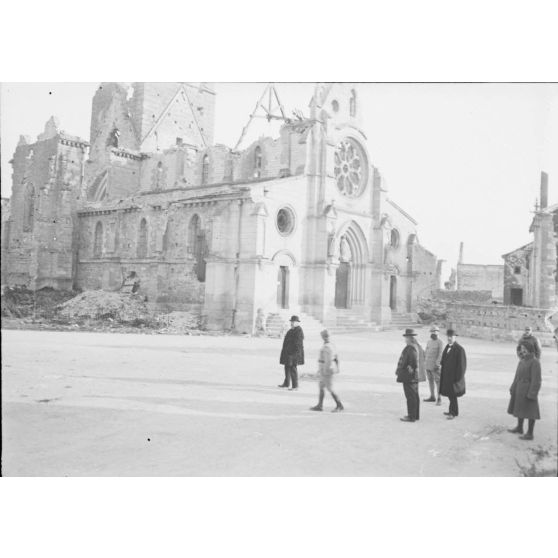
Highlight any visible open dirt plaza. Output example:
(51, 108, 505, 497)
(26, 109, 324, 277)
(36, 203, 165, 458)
(1, 327, 557, 476)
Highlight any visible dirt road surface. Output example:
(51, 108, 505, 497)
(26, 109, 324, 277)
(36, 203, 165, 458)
(2, 328, 557, 476)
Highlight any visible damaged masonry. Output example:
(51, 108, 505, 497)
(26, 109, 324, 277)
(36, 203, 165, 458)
(2, 82, 441, 333)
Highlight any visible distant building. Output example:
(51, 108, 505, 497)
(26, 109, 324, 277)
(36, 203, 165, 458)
(502, 172, 557, 308)
(456, 263, 504, 301)
(454, 241, 504, 301)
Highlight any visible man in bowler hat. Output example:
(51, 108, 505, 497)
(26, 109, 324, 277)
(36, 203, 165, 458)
(396, 328, 421, 422)
(439, 329, 467, 419)
(278, 315, 305, 390)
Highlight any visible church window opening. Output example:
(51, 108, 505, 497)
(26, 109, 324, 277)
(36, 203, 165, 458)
(276, 207, 295, 236)
(391, 229, 400, 248)
(334, 138, 368, 197)
(254, 146, 262, 178)
(93, 221, 103, 258)
(108, 127, 120, 148)
(137, 218, 148, 258)
(331, 100, 339, 113)
(23, 183, 35, 232)
(514, 266, 521, 274)
(188, 214, 206, 282)
(202, 154, 209, 185)
(349, 89, 357, 117)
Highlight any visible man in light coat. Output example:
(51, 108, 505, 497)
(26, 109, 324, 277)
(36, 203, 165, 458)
(310, 329, 343, 412)
(424, 325, 444, 405)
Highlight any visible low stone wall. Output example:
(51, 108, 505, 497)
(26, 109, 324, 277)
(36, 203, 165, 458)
(417, 296, 557, 347)
(446, 303, 556, 347)
(430, 289, 493, 303)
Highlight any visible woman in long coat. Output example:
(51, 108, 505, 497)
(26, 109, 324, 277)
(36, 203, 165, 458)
(507, 340, 542, 440)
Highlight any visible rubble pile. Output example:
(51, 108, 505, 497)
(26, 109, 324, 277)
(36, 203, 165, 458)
(57, 290, 154, 325)
(1, 286, 76, 319)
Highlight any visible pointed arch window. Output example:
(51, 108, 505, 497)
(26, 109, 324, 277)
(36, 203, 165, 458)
(93, 221, 103, 258)
(188, 214, 206, 282)
(349, 89, 357, 117)
(201, 154, 209, 185)
(137, 218, 148, 258)
(254, 146, 262, 178)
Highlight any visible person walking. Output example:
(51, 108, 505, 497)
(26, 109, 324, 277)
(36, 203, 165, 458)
(424, 325, 444, 405)
(516, 326, 542, 359)
(310, 329, 344, 412)
(278, 315, 304, 391)
(396, 328, 421, 422)
(439, 329, 467, 420)
(507, 340, 542, 440)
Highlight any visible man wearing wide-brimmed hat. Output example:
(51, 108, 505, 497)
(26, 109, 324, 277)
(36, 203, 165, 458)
(278, 315, 305, 390)
(395, 328, 421, 422)
(424, 325, 444, 405)
(439, 329, 467, 419)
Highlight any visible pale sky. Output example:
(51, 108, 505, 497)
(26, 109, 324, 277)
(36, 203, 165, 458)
(1, 82, 557, 273)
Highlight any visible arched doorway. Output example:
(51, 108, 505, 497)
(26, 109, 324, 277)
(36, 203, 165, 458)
(389, 275, 397, 310)
(334, 222, 368, 309)
(272, 251, 297, 311)
(277, 266, 290, 309)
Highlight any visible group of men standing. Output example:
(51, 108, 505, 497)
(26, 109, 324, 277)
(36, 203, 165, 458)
(277, 316, 468, 419)
(276, 316, 545, 439)
(395, 326, 467, 422)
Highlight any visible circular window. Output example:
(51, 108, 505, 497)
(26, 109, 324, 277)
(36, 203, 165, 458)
(391, 228, 400, 248)
(276, 207, 295, 236)
(334, 138, 368, 197)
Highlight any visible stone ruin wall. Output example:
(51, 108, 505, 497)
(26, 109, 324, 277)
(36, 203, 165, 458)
(418, 292, 557, 346)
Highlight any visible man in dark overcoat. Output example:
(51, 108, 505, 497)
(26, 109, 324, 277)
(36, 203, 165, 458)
(396, 328, 420, 422)
(278, 315, 305, 390)
(439, 329, 467, 419)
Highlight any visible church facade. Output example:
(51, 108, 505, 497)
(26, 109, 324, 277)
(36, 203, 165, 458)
(3, 83, 440, 332)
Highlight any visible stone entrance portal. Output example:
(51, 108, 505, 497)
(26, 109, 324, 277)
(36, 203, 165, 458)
(335, 262, 350, 308)
(277, 265, 290, 309)
(389, 275, 397, 310)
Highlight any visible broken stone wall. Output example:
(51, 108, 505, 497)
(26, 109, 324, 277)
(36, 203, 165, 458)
(503, 244, 532, 305)
(5, 132, 87, 289)
(446, 303, 556, 346)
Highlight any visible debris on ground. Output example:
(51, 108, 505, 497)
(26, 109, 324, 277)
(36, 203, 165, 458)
(1, 285, 76, 319)
(1, 287, 210, 335)
(157, 311, 202, 334)
(56, 290, 154, 325)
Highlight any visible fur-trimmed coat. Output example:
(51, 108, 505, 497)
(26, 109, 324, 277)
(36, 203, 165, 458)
(508, 354, 541, 420)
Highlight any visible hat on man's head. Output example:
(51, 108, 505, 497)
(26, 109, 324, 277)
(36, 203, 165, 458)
(430, 325, 440, 333)
(402, 328, 418, 337)
(290, 315, 300, 323)
(320, 329, 330, 338)
(446, 329, 458, 337)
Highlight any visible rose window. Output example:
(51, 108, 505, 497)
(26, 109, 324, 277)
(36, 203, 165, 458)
(276, 207, 295, 236)
(334, 138, 367, 197)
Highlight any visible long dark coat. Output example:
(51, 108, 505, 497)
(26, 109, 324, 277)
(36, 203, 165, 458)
(508, 354, 541, 420)
(280, 326, 305, 365)
(395, 344, 418, 384)
(439, 342, 467, 397)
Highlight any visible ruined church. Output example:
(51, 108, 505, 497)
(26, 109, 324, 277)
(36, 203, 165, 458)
(2, 83, 440, 332)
